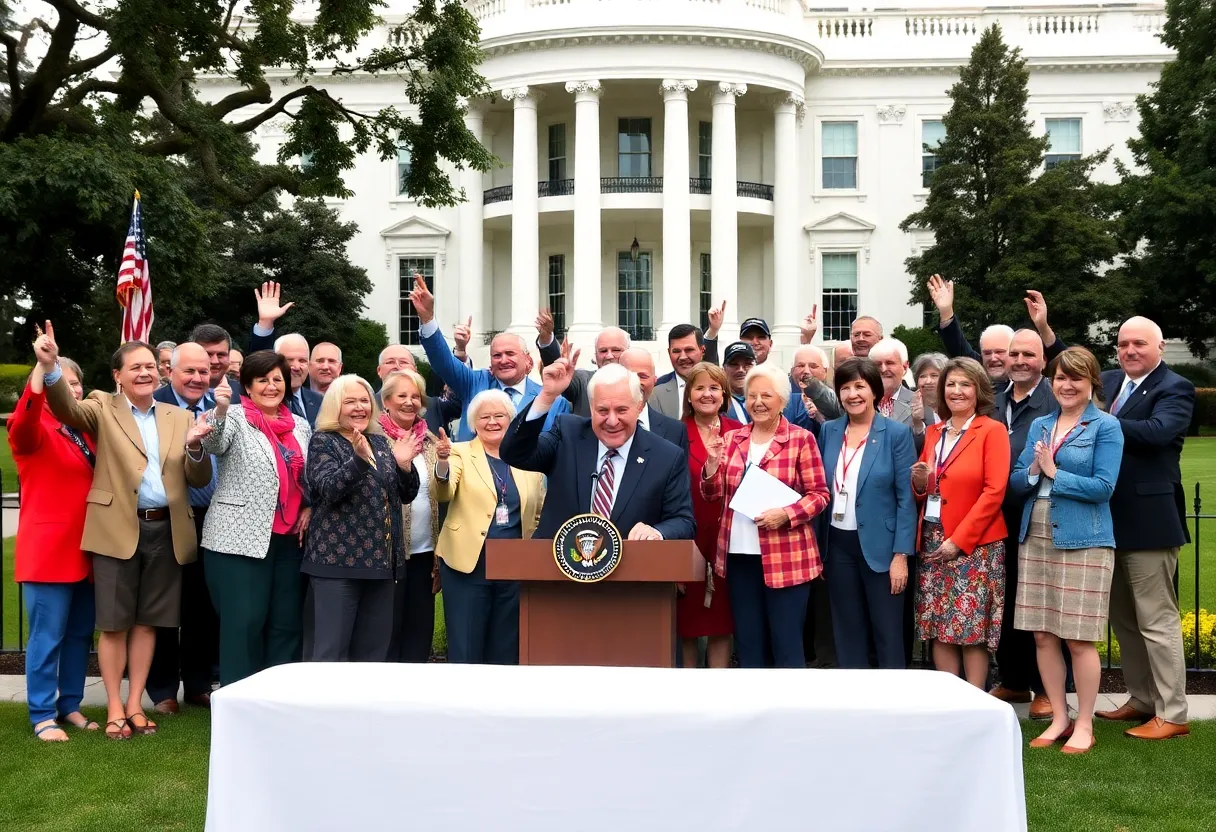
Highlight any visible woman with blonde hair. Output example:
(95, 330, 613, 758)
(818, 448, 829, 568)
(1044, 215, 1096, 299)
(434, 389, 545, 664)
(303, 374, 421, 662)
(379, 369, 442, 662)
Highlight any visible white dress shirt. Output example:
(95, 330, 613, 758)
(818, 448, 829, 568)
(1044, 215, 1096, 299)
(637, 407, 650, 432)
(1112, 370, 1150, 414)
(409, 455, 433, 554)
(728, 439, 772, 555)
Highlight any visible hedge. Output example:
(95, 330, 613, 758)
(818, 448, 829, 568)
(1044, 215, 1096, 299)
(1193, 388, 1216, 431)
(0, 364, 32, 411)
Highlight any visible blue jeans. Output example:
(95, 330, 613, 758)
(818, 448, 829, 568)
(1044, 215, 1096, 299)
(440, 553, 519, 665)
(726, 554, 810, 668)
(23, 581, 95, 725)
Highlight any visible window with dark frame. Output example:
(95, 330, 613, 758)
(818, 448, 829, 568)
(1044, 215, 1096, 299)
(617, 251, 653, 341)
(699, 253, 712, 331)
(398, 257, 434, 346)
(821, 252, 859, 342)
(548, 255, 567, 339)
(1045, 118, 1082, 169)
(548, 123, 567, 182)
(618, 118, 653, 178)
(698, 122, 712, 180)
(921, 120, 945, 189)
(397, 143, 412, 195)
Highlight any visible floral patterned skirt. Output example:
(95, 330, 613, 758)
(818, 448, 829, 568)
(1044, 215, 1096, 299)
(914, 522, 1005, 651)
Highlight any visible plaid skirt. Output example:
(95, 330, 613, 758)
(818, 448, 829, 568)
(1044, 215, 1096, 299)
(915, 522, 1004, 651)
(1013, 500, 1114, 642)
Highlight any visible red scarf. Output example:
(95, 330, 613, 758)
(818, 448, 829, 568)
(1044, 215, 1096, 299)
(242, 399, 305, 533)
(379, 412, 427, 447)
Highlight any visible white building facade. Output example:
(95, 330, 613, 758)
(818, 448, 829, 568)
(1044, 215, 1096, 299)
(213, 1, 1172, 368)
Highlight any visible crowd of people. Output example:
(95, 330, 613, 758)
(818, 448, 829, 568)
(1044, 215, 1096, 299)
(12, 273, 1195, 757)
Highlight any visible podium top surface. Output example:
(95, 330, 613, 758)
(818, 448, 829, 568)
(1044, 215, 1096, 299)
(483, 538, 705, 582)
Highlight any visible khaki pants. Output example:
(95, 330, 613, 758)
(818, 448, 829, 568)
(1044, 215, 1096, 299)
(1109, 548, 1188, 724)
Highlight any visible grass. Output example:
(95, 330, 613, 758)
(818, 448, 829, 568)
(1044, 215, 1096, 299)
(0, 428, 16, 494)
(0, 702, 1211, 831)
(1177, 437, 1216, 614)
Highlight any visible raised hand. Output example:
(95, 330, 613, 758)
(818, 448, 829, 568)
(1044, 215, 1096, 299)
(392, 434, 422, 470)
(541, 348, 579, 397)
(910, 390, 925, 426)
(927, 274, 954, 320)
(255, 282, 294, 327)
(407, 272, 435, 324)
(911, 461, 930, 494)
(185, 411, 214, 449)
(453, 316, 473, 353)
(33, 320, 59, 369)
(704, 424, 726, 475)
(1024, 290, 1049, 329)
(351, 430, 375, 465)
(213, 375, 232, 411)
(706, 300, 726, 338)
(535, 307, 555, 344)
(799, 305, 819, 344)
(435, 428, 451, 461)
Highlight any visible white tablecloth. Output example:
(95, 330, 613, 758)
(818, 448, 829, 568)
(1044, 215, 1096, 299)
(206, 663, 1026, 832)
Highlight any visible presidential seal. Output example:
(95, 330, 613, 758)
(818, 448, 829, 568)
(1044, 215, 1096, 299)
(553, 513, 624, 583)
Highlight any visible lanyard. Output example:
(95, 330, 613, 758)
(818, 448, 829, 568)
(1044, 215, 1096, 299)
(835, 433, 868, 492)
(934, 426, 967, 480)
(487, 458, 508, 506)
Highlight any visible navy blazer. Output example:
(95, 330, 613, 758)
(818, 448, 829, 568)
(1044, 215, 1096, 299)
(500, 406, 696, 542)
(1101, 362, 1195, 550)
(816, 414, 917, 573)
(643, 406, 689, 459)
(937, 317, 1067, 366)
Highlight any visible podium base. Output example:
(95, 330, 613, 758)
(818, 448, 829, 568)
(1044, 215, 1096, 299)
(520, 582, 677, 667)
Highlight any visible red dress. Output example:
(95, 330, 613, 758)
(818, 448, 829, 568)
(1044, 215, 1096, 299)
(676, 415, 742, 638)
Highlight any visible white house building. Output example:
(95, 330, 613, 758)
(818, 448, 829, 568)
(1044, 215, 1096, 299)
(207, 1, 1173, 368)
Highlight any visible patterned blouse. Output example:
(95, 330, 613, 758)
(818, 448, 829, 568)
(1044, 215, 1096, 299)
(302, 431, 421, 579)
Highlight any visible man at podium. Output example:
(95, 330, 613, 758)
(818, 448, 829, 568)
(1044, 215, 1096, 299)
(501, 348, 695, 543)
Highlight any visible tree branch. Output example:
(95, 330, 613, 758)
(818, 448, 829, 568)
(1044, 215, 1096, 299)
(44, 0, 110, 32)
(59, 77, 124, 108)
(1, 33, 21, 106)
(197, 141, 300, 204)
(63, 44, 119, 79)
(227, 86, 316, 133)
(208, 77, 272, 119)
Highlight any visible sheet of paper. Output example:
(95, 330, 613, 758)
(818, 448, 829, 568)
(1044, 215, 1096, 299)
(728, 464, 803, 518)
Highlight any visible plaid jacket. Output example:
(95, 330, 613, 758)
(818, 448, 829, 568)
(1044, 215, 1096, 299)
(702, 417, 830, 589)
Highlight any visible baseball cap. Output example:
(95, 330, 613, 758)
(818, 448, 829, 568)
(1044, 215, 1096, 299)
(723, 342, 757, 365)
(739, 317, 771, 338)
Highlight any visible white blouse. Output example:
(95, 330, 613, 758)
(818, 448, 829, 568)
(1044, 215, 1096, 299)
(728, 439, 773, 555)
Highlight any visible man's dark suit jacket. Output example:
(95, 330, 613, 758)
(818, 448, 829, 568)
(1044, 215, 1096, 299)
(501, 405, 696, 542)
(936, 317, 1067, 366)
(537, 338, 721, 394)
(994, 379, 1058, 512)
(643, 406, 689, 459)
(1101, 362, 1195, 551)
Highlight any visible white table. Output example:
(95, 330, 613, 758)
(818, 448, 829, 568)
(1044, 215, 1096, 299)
(206, 663, 1026, 832)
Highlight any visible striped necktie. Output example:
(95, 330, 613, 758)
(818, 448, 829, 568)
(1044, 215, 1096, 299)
(1111, 381, 1137, 416)
(592, 449, 618, 518)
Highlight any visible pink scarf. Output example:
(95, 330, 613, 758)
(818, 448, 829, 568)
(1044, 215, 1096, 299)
(379, 412, 427, 447)
(242, 398, 305, 533)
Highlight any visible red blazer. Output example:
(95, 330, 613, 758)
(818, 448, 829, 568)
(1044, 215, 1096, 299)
(914, 414, 1009, 554)
(684, 414, 743, 567)
(703, 416, 830, 589)
(9, 382, 95, 583)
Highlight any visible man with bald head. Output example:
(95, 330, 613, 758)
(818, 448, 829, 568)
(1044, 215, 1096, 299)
(408, 273, 568, 441)
(309, 342, 343, 395)
(618, 347, 688, 455)
(537, 323, 633, 417)
(1095, 316, 1194, 739)
(833, 342, 853, 366)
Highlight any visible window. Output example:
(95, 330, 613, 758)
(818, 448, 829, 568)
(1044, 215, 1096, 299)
(821, 253, 859, 342)
(698, 121, 712, 180)
(1045, 118, 1081, 169)
(548, 123, 567, 182)
(617, 251, 653, 341)
(617, 118, 652, 178)
(398, 257, 434, 346)
(397, 144, 412, 196)
(921, 120, 946, 188)
(548, 255, 567, 339)
(821, 122, 858, 189)
(698, 253, 712, 331)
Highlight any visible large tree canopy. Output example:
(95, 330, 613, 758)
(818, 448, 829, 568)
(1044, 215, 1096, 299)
(1118, 0, 1216, 357)
(900, 24, 1131, 353)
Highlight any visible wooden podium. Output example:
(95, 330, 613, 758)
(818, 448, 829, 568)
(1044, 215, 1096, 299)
(484, 539, 705, 667)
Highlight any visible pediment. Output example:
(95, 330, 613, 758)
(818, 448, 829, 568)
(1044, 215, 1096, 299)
(380, 215, 451, 238)
(803, 212, 876, 234)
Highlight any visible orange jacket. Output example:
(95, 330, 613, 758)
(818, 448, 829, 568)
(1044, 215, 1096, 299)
(914, 415, 1009, 554)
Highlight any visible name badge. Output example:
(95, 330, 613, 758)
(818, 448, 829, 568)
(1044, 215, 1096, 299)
(924, 494, 943, 523)
(494, 503, 510, 526)
(832, 489, 849, 522)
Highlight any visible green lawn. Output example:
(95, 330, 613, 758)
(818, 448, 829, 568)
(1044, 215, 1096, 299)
(1177, 437, 1216, 614)
(0, 702, 1211, 831)
(0, 427, 17, 494)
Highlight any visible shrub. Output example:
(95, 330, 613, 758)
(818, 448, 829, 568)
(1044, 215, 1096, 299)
(0, 364, 32, 410)
(1172, 363, 1216, 387)
(1097, 609, 1216, 669)
(891, 325, 945, 365)
(1192, 388, 1216, 431)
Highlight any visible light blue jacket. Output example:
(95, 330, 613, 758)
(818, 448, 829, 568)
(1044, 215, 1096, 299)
(1008, 401, 1124, 549)
(815, 413, 917, 573)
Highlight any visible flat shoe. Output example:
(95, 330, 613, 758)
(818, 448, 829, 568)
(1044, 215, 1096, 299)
(1062, 736, 1096, 755)
(1029, 723, 1074, 748)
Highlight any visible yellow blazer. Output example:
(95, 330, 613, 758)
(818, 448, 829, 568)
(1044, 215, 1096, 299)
(46, 378, 212, 565)
(432, 438, 544, 574)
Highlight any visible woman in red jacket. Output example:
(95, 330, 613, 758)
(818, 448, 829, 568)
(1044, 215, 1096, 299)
(11, 358, 97, 741)
(912, 357, 1009, 688)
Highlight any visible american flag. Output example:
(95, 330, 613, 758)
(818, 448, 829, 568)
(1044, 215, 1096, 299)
(117, 190, 154, 343)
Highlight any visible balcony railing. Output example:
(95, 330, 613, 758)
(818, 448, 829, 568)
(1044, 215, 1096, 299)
(601, 176, 663, 194)
(737, 181, 775, 200)
(538, 178, 574, 197)
(689, 177, 712, 195)
(483, 185, 513, 204)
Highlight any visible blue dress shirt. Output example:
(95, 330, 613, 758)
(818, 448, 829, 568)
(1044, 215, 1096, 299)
(172, 389, 218, 508)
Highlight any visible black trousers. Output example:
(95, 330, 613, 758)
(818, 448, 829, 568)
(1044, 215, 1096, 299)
(307, 576, 395, 662)
(801, 577, 836, 665)
(994, 508, 1043, 693)
(148, 510, 218, 702)
(389, 552, 436, 663)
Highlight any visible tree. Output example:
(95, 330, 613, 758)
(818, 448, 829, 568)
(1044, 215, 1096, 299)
(1118, 0, 1216, 357)
(900, 24, 1130, 353)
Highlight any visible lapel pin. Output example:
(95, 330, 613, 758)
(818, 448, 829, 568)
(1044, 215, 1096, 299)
(636, 457, 644, 464)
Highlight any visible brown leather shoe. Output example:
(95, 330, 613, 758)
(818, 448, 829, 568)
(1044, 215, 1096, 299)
(1125, 717, 1189, 740)
(988, 685, 1032, 704)
(1029, 694, 1053, 720)
(184, 693, 211, 709)
(1095, 703, 1153, 722)
(152, 698, 179, 715)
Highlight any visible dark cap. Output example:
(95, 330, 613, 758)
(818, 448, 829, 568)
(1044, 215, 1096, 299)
(723, 342, 756, 365)
(739, 317, 771, 338)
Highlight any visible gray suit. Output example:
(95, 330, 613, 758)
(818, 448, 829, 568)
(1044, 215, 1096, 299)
(650, 376, 683, 419)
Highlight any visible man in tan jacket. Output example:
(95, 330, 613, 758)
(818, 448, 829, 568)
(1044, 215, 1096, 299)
(36, 323, 212, 740)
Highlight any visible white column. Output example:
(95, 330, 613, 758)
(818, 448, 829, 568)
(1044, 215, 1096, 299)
(458, 101, 486, 340)
(659, 80, 697, 339)
(565, 80, 603, 359)
(771, 92, 804, 351)
(711, 82, 746, 340)
(502, 86, 542, 340)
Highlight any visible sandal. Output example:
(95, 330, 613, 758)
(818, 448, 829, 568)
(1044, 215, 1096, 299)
(58, 713, 100, 731)
(105, 718, 131, 741)
(126, 712, 158, 736)
(34, 721, 69, 742)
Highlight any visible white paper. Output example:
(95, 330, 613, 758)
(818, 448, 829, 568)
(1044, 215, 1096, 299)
(728, 464, 803, 518)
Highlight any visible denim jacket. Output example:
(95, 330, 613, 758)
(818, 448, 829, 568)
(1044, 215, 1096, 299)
(1008, 401, 1124, 549)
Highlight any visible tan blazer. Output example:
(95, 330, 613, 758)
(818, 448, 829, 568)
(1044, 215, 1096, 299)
(432, 438, 544, 574)
(46, 377, 212, 565)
